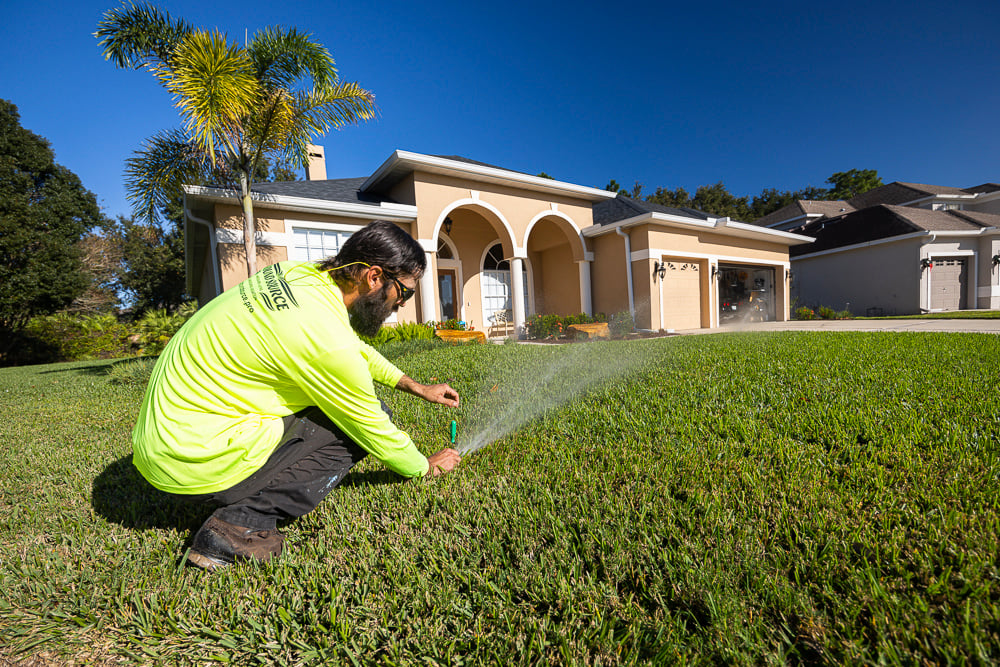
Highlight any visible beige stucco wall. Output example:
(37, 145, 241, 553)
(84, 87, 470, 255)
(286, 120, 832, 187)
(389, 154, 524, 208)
(589, 233, 631, 318)
(210, 203, 421, 322)
(590, 223, 794, 329)
(404, 172, 596, 330)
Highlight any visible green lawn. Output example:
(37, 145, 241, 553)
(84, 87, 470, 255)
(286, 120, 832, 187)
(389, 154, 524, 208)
(1, 332, 998, 665)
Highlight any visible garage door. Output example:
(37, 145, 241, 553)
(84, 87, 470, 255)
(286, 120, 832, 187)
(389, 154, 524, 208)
(930, 258, 968, 310)
(659, 260, 702, 329)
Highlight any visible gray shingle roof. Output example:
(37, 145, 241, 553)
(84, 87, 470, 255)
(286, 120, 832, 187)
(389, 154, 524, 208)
(964, 183, 1000, 194)
(593, 193, 713, 225)
(253, 177, 394, 205)
(791, 204, 1000, 256)
(753, 200, 855, 228)
(848, 182, 971, 208)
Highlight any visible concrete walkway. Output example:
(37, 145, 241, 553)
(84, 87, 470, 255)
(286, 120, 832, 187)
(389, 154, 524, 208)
(678, 319, 1000, 335)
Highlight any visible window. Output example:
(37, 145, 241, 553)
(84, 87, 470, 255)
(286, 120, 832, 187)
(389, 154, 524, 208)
(437, 237, 454, 260)
(288, 222, 362, 262)
(481, 243, 528, 326)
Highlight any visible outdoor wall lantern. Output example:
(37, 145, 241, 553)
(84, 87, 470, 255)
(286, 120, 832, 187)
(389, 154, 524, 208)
(652, 260, 667, 282)
(443, 217, 453, 235)
(992, 254, 1000, 267)
(711, 265, 718, 280)
(785, 268, 793, 281)
(920, 258, 934, 271)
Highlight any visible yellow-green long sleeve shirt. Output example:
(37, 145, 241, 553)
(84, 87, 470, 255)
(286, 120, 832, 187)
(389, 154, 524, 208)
(132, 261, 429, 494)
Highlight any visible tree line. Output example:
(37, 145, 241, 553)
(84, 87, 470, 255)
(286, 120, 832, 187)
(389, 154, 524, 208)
(603, 168, 883, 223)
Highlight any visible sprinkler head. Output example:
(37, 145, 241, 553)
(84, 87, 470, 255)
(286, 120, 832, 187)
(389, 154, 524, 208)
(450, 420, 457, 445)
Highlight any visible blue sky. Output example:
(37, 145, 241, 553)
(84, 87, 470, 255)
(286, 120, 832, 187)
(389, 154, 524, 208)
(3, 0, 998, 219)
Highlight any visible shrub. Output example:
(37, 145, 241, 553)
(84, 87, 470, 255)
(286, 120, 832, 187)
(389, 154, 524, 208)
(563, 313, 596, 326)
(24, 312, 133, 362)
(435, 319, 467, 331)
(795, 306, 816, 320)
(361, 322, 436, 347)
(836, 309, 853, 320)
(391, 322, 436, 342)
(817, 306, 837, 320)
(608, 311, 635, 337)
(525, 314, 564, 339)
(107, 357, 158, 386)
(136, 302, 198, 356)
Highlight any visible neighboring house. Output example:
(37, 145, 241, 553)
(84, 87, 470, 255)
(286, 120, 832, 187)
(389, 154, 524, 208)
(182, 149, 811, 335)
(757, 182, 1000, 315)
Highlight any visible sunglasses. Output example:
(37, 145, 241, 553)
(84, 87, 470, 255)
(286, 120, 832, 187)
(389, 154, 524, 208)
(383, 272, 416, 303)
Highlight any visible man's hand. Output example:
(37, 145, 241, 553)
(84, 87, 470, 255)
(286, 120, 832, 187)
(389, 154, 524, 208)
(427, 448, 462, 476)
(396, 375, 460, 407)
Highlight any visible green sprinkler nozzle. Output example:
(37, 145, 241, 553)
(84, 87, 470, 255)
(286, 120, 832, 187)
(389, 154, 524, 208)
(450, 420, 457, 445)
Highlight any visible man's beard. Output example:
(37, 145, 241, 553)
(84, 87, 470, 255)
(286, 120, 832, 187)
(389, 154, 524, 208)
(348, 283, 396, 337)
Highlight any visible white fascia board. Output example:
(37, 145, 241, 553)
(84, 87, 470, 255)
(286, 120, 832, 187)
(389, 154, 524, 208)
(765, 212, 819, 229)
(182, 185, 419, 222)
(899, 193, 978, 207)
(362, 150, 617, 202)
(583, 211, 814, 245)
(927, 229, 996, 237)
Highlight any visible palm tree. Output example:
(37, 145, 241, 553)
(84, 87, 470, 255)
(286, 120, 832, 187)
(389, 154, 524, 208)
(96, 2, 376, 277)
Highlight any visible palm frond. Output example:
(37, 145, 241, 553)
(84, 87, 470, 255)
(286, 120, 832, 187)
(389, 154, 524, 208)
(124, 129, 212, 222)
(292, 82, 377, 134)
(95, 1, 192, 71)
(248, 26, 338, 92)
(164, 30, 259, 163)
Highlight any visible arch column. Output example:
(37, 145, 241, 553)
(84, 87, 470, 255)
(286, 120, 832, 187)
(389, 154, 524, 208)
(578, 258, 593, 316)
(417, 239, 437, 324)
(510, 256, 526, 337)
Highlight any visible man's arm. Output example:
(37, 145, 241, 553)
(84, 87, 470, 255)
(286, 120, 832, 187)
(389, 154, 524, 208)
(395, 374, 460, 407)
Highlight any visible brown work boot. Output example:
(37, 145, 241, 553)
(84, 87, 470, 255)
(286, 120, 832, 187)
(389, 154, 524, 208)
(187, 515, 285, 571)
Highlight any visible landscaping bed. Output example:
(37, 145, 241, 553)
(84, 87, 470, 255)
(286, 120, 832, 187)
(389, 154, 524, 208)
(1, 331, 998, 664)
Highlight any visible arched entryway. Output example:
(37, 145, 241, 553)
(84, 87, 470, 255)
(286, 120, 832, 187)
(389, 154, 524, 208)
(524, 213, 588, 316)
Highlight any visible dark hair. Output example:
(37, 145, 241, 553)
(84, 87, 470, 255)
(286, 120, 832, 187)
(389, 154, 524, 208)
(319, 221, 426, 287)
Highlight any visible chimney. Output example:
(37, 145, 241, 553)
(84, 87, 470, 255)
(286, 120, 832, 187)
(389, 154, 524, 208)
(306, 144, 326, 181)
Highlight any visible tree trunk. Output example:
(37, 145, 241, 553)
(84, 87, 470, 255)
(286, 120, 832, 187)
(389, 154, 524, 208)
(240, 172, 257, 278)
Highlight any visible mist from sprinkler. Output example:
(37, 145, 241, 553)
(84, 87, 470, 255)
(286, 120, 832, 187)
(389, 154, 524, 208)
(452, 341, 657, 456)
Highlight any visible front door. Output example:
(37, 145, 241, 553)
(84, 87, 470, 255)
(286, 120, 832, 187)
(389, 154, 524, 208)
(438, 269, 458, 321)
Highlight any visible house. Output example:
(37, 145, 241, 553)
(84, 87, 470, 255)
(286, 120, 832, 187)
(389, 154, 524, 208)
(756, 181, 1000, 315)
(182, 149, 811, 335)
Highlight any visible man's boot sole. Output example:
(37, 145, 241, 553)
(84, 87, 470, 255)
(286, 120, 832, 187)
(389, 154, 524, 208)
(187, 550, 231, 571)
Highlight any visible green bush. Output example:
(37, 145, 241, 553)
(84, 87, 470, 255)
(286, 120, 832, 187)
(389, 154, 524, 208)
(434, 318, 467, 331)
(24, 312, 133, 362)
(525, 313, 564, 339)
(817, 306, 837, 320)
(107, 357, 158, 386)
(392, 322, 436, 341)
(361, 321, 436, 348)
(795, 306, 816, 320)
(608, 310, 635, 337)
(136, 302, 198, 356)
(563, 313, 596, 326)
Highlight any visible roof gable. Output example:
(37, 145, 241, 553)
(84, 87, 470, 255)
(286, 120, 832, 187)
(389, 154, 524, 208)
(593, 193, 712, 225)
(791, 204, 998, 256)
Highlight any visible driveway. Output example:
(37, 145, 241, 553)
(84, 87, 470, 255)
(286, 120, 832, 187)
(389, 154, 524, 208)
(680, 319, 1000, 335)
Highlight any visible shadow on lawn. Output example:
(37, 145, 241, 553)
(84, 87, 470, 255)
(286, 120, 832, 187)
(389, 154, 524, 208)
(91, 455, 405, 534)
(91, 455, 211, 532)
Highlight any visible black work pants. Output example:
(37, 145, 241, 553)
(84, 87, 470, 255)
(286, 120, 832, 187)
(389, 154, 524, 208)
(172, 406, 381, 531)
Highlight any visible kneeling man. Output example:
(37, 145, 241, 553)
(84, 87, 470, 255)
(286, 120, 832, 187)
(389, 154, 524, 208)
(133, 221, 461, 570)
